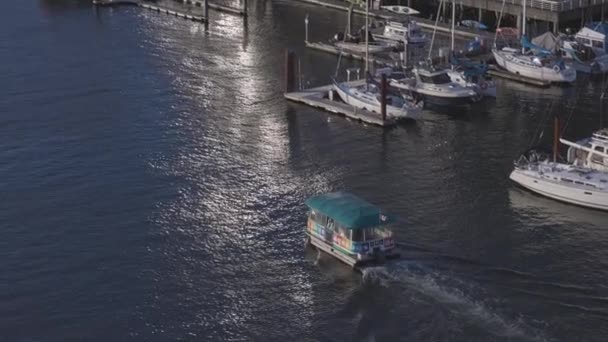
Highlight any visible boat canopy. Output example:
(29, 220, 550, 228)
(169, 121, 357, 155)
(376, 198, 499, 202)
(305, 192, 391, 230)
(531, 32, 559, 53)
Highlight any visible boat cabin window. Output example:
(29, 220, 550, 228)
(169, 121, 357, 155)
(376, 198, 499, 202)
(351, 229, 364, 242)
(309, 210, 328, 226)
(420, 73, 451, 84)
(580, 38, 591, 47)
(593, 40, 604, 49)
(592, 146, 605, 164)
(350, 227, 389, 242)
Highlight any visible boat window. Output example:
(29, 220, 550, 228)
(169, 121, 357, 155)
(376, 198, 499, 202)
(562, 178, 574, 183)
(593, 40, 604, 49)
(352, 229, 363, 242)
(580, 38, 591, 46)
(309, 210, 316, 221)
(314, 213, 327, 226)
(327, 218, 335, 231)
(574, 181, 584, 185)
(594, 146, 605, 153)
(421, 73, 451, 84)
(600, 179, 607, 183)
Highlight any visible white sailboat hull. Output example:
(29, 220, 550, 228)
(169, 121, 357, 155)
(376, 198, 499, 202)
(333, 82, 422, 120)
(492, 49, 577, 83)
(510, 169, 608, 211)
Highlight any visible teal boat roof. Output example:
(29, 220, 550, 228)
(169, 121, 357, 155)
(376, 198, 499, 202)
(305, 192, 390, 230)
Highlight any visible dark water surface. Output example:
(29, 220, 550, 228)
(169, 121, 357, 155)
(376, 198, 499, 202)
(2, 1, 608, 341)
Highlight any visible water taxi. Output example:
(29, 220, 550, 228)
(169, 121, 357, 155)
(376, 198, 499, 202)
(305, 192, 400, 268)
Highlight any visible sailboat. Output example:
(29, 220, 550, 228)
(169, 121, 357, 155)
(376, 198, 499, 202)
(511, 124, 608, 210)
(511, 90, 608, 210)
(492, 0, 576, 84)
(444, 0, 497, 98)
(388, 0, 479, 107)
(332, 0, 423, 121)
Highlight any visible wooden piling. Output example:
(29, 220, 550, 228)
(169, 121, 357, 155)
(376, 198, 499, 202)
(243, 0, 248, 17)
(285, 50, 296, 93)
(381, 74, 387, 122)
(203, 0, 209, 26)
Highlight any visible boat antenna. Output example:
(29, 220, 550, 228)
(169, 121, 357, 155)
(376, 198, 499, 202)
(493, 0, 506, 48)
(427, 0, 444, 62)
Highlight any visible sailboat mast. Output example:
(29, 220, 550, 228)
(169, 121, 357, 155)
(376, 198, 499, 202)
(365, 0, 369, 75)
(522, 0, 527, 54)
(451, 0, 455, 53)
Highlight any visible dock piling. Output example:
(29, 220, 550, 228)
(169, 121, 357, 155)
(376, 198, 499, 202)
(243, 0, 248, 17)
(285, 50, 296, 93)
(203, 0, 209, 27)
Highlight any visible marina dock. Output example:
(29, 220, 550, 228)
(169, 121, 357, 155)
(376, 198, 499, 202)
(93, 0, 247, 21)
(284, 80, 397, 127)
(293, 0, 492, 40)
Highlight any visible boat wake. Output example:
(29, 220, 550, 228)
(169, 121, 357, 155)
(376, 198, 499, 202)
(360, 262, 549, 341)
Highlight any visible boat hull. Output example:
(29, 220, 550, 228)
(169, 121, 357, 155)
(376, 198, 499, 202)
(510, 169, 608, 211)
(307, 233, 400, 268)
(333, 82, 423, 120)
(493, 49, 576, 83)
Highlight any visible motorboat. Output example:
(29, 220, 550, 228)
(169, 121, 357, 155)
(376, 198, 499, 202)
(305, 192, 401, 268)
(447, 56, 497, 98)
(380, 5, 420, 16)
(510, 127, 608, 211)
(371, 21, 428, 46)
(389, 66, 480, 106)
(447, 68, 496, 98)
(575, 22, 608, 56)
(459, 20, 488, 31)
(332, 78, 423, 121)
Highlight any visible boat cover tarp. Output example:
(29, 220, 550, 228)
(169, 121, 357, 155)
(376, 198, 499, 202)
(532, 32, 559, 53)
(521, 36, 552, 57)
(450, 55, 488, 77)
(305, 192, 391, 230)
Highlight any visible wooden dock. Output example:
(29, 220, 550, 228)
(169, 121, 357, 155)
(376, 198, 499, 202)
(305, 41, 397, 67)
(487, 65, 551, 87)
(173, 0, 247, 16)
(293, 0, 491, 40)
(94, 0, 207, 22)
(284, 80, 397, 127)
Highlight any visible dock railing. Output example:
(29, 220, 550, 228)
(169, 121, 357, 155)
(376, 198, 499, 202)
(499, 0, 608, 12)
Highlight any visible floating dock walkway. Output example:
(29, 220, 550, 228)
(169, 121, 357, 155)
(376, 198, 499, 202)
(93, 0, 248, 20)
(305, 41, 397, 67)
(284, 79, 397, 127)
(93, 0, 207, 21)
(293, 0, 491, 40)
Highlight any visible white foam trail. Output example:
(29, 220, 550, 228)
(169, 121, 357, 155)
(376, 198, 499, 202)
(361, 261, 547, 341)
